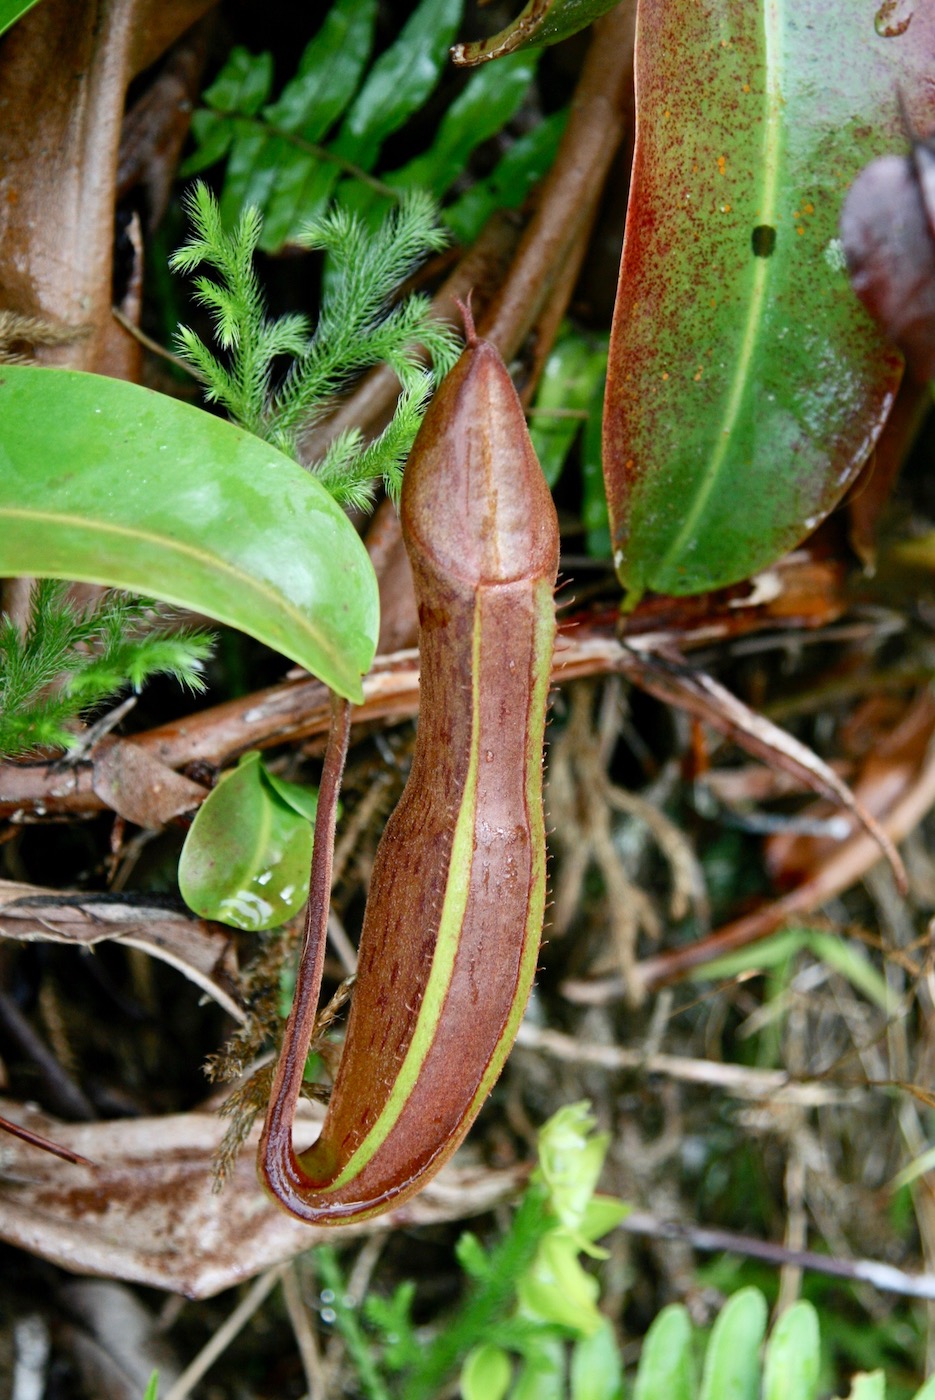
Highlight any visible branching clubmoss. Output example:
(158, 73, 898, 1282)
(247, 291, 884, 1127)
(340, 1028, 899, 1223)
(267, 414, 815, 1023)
(171, 183, 461, 508)
(0, 580, 212, 759)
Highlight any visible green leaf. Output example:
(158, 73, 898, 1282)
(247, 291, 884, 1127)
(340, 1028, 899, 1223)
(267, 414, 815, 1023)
(142, 1372, 159, 1400)
(912, 1375, 935, 1400)
(846, 1375, 886, 1400)
(570, 1320, 624, 1400)
(178, 752, 313, 931)
(518, 1236, 603, 1336)
(762, 1301, 820, 1400)
(633, 1304, 696, 1400)
(802, 930, 892, 1014)
(0, 0, 43, 36)
(444, 108, 568, 245)
(204, 46, 273, 116)
(222, 0, 378, 250)
(333, 0, 463, 171)
(528, 331, 607, 489)
(461, 1343, 513, 1400)
(698, 1287, 767, 1400)
(0, 365, 378, 700)
(512, 1337, 567, 1400)
(384, 51, 538, 198)
(581, 370, 610, 557)
(265, 0, 377, 137)
(451, 0, 621, 65)
(262, 769, 319, 822)
(603, 0, 935, 603)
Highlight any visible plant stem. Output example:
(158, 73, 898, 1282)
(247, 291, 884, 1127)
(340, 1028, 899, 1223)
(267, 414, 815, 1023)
(315, 1246, 393, 1400)
(406, 1182, 553, 1399)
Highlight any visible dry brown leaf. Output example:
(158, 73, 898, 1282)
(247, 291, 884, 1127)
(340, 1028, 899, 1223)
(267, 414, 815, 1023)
(617, 644, 907, 892)
(0, 879, 243, 1021)
(91, 737, 207, 826)
(0, 1099, 524, 1298)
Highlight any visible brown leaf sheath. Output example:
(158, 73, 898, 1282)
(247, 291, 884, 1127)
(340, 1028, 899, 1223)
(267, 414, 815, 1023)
(259, 323, 559, 1224)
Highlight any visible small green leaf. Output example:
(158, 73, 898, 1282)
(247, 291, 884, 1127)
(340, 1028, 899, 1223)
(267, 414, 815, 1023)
(178, 752, 313, 931)
(142, 1372, 160, 1400)
(461, 1343, 513, 1400)
(633, 1304, 696, 1400)
(204, 46, 273, 116)
(912, 1375, 935, 1400)
(384, 51, 539, 198)
(0, 365, 378, 701)
(332, 0, 463, 171)
(846, 1374, 886, 1400)
(451, 0, 621, 65)
(763, 1301, 820, 1400)
(512, 1337, 567, 1400)
(518, 1235, 603, 1336)
(0, 0, 43, 36)
(528, 330, 607, 489)
(698, 1287, 767, 1400)
(802, 930, 892, 1014)
(262, 769, 319, 822)
(444, 109, 567, 245)
(570, 1320, 624, 1400)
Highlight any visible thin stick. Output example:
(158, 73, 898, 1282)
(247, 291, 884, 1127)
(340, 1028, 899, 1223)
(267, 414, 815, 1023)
(513, 1021, 862, 1106)
(619, 1211, 935, 1302)
(162, 1264, 286, 1400)
(282, 1263, 325, 1400)
(0, 1113, 94, 1167)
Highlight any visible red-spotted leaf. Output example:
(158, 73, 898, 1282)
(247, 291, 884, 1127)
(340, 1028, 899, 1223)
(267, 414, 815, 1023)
(604, 0, 935, 604)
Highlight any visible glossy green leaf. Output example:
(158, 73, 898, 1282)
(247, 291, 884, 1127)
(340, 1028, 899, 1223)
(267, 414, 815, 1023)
(451, 0, 621, 66)
(178, 752, 314, 931)
(763, 1301, 820, 1400)
(0, 365, 378, 700)
(332, 0, 463, 172)
(444, 108, 568, 245)
(383, 51, 538, 197)
(263, 770, 319, 822)
(633, 1304, 695, 1400)
(265, 0, 377, 137)
(461, 1343, 512, 1400)
(529, 330, 607, 489)
(0, 0, 43, 36)
(217, 0, 378, 248)
(604, 0, 935, 603)
(698, 1287, 766, 1400)
(205, 46, 273, 117)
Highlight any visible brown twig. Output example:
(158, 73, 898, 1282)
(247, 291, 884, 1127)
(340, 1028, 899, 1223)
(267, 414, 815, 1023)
(619, 1210, 935, 1302)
